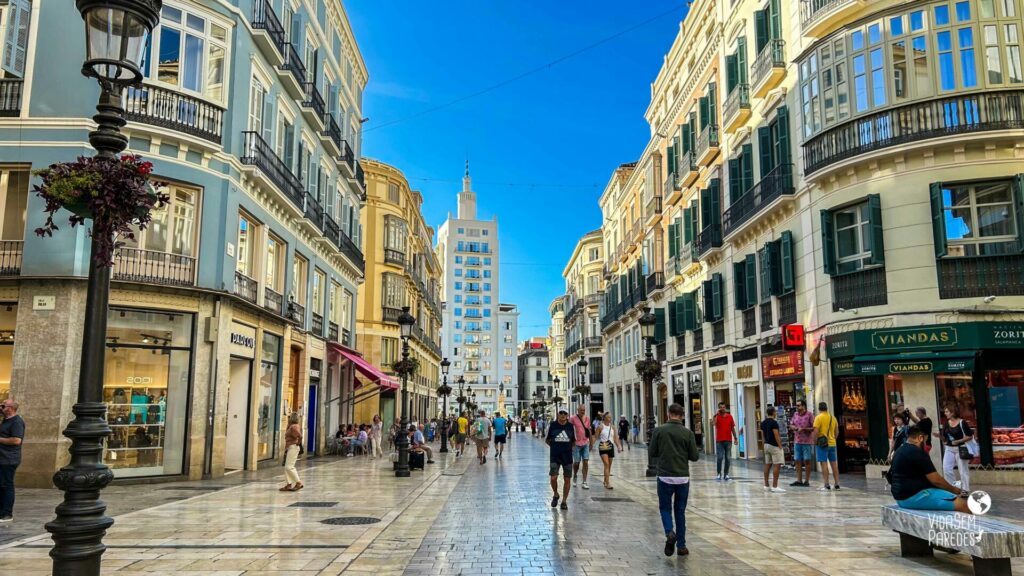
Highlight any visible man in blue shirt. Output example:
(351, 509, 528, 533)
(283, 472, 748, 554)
(493, 412, 508, 459)
(0, 399, 26, 522)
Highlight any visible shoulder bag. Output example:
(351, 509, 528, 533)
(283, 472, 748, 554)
(957, 420, 978, 460)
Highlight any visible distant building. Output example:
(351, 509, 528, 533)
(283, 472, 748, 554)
(517, 341, 552, 417)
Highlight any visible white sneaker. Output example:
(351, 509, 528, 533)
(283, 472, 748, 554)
(724, 475, 732, 481)
(763, 485, 771, 492)
(582, 481, 590, 490)
(818, 485, 831, 492)
(771, 487, 786, 493)
(715, 475, 722, 482)
(573, 476, 578, 487)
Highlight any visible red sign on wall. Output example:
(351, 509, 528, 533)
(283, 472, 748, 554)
(781, 324, 805, 350)
(761, 351, 805, 380)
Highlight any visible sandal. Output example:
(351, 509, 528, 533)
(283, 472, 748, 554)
(279, 484, 293, 492)
(290, 483, 304, 491)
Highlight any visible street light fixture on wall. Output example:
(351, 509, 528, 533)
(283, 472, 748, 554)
(438, 358, 451, 453)
(394, 306, 416, 477)
(638, 307, 658, 477)
(46, 1, 161, 574)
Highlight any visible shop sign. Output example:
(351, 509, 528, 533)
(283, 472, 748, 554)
(766, 381, 776, 405)
(672, 373, 686, 395)
(828, 322, 1024, 357)
(761, 351, 804, 380)
(230, 323, 257, 358)
(687, 370, 702, 394)
(832, 355, 974, 376)
(710, 368, 728, 385)
(734, 359, 758, 382)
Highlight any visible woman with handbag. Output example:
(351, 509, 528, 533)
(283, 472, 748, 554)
(596, 412, 622, 489)
(940, 403, 975, 492)
(888, 413, 909, 463)
(280, 412, 303, 492)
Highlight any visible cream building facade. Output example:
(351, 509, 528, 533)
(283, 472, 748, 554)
(357, 159, 443, 427)
(562, 229, 606, 414)
(547, 296, 567, 397)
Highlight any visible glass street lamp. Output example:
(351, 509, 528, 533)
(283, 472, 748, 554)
(553, 376, 560, 409)
(577, 357, 589, 410)
(439, 358, 451, 453)
(46, 1, 161, 574)
(457, 376, 466, 416)
(638, 307, 658, 477)
(395, 306, 416, 477)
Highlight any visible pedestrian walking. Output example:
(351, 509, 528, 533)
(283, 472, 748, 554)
(569, 405, 592, 489)
(596, 412, 622, 489)
(908, 407, 933, 454)
(789, 400, 814, 487)
(813, 402, 840, 491)
(632, 414, 640, 444)
(493, 411, 508, 459)
(370, 414, 384, 459)
(456, 411, 469, 457)
(888, 413, 909, 462)
(0, 399, 25, 522)
(649, 403, 700, 557)
(940, 403, 975, 492)
(617, 415, 630, 451)
(280, 412, 303, 492)
(530, 416, 537, 436)
(546, 409, 576, 511)
(473, 410, 492, 465)
(761, 406, 785, 492)
(711, 403, 737, 481)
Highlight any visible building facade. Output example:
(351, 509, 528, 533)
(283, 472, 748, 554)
(356, 159, 443, 427)
(517, 341, 552, 415)
(1, 0, 367, 486)
(562, 229, 605, 415)
(547, 296, 567, 392)
(437, 166, 518, 414)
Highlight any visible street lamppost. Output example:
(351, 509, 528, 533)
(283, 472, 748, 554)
(395, 306, 416, 477)
(456, 377, 466, 416)
(46, 2, 161, 574)
(577, 357, 589, 412)
(438, 358, 451, 453)
(552, 376, 560, 409)
(498, 382, 504, 415)
(638, 307, 658, 477)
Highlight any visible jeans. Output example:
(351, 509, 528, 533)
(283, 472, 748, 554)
(657, 480, 690, 547)
(283, 445, 300, 485)
(716, 440, 732, 477)
(942, 446, 971, 492)
(0, 464, 15, 517)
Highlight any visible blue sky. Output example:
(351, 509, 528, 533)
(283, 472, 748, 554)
(347, 1, 688, 337)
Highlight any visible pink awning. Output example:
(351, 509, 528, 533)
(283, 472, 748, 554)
(329, 342, 399, 390)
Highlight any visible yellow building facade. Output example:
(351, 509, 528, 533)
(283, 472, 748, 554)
(562, 230, 605, 413)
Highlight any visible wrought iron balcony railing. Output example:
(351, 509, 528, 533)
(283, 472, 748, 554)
(279, 42, 307, 88)
(723, 84, 750, 127)
(384, 248, 405, 266)
(328, 321, 340, 342)
(312, 312, 324, 336)
(938, 255, 1024, 299)
(264, 287, 283, 314)
(0, 240, 21, 276)
(645, 195, 662, 220)
(112, 247, 196, 286)
(832, 266, 888, 311)
(234, 271, 258, 303)
(240, 131, 304, 209)
(301, 82, 325, 120)
(722, 163, 794, 236)
(696, 225, 722, 256)
(303, 192, 324, 227)
(751, 38, 786, 92)
(124, 84, 224, 144)
(251, 0, 286, 57)
(696, 123, 720, 163)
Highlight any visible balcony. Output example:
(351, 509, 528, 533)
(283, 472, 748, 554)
(696, 124, 720, 166)
(779, 292, 797, 325)
(722, 164, 795, 238)
(645, 195, 662, 223)
(303, 192, 325, 230)
(240, 131, 304, 210)
(584, 293, 602, 307)
(582, 336, 602, 349)
(751, 39, 786, 98)
(804, 90, 1024, 177)
(112, 247, 196, 287)
(677, 150, 698, 190)
(312, 312, 324, 336)
(338, 140, 356, 177)
(723, 84, 751, 133)
(382, 306, 402, 324)
(696, 225, 722, 257)
(300, 83, 326, 129)
(264, 287, 283, 315)
(328, 321, 340, 343)
(336, 229, 365, 273)
(250, 0, 285, 64)
(342, 327, 351, 346)
(742, 308, 756, 337)
(800, 0, 865, 37)
(645, 272, 664, 294)
(938, 255, 1024, 299)
(124, 85, 225, 145)
(277, 42, 307, 99)
(234, 271, 258, 303)
(832, 266, 888, 312)
(321, 113, 342, 156)
(761, 301, 774, 330)
(384, 248, 405, 266)
(355, 162, 366, 194)
(286, 300, 305, 326)
(0, 240, 21, 276)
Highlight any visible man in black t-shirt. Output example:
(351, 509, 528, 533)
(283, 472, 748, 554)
(761, 406, 784, 492)
(889, 425, 972, 514)
(546, 409, 576, 511)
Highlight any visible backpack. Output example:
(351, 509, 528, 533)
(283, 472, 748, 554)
(475, 419, 487, 437)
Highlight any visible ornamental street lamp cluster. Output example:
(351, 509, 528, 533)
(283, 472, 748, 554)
(394, 306, 416, 478)
(638, 306, 658, 478)
(438, 358, 451, 453)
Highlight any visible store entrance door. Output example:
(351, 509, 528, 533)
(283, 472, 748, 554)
(226, 357, 252, 471)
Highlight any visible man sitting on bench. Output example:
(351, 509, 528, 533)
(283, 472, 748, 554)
(411, 424, 435, 464)
(889, 424, 972, 514)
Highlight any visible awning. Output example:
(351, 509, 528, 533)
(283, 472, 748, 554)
(329, 342, 399, 390)
(833, 351, 976, 376)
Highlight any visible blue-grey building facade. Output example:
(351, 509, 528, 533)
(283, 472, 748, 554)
(0, 0, 368, 486)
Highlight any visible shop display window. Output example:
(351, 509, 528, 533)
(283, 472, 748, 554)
(258, 332, 281, 461)
(936, 371, 978, 462)
(839, 377, 870, 469)
(884, 375, 906, 439)
(986, 369, 1024, 468)
(104, 308, 193, 477)
(0, 304, 15, 402)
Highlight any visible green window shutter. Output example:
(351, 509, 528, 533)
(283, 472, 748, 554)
(929, 182, 948, 258)
(755, 9, 768, 53)
(776, 106, 792, 168)
(758, 126, 773, 178)
(668, 222, 678, 258)
(867, 193, 885, 266)
(741, 143, 754, 193)
(769, 0, 782, 40)
(780, 230, 795, 293)
(681, 123, 691, 155)
(712, 273, 723, 320)
(759, 245, 771, 302)
(737, 37, 748, 84)
(733, 261, 746, 310)
(668, 299, 679, 337)
(728, 158, 741, 204)
(699, 96, 709, 129)
(682, 292, 697, 331)
(702, 280, 713, 320)
(709, 178, 722, 231)
(667, 138, 678, 176)
(683, 208, 692, 245)
(708, 83, 717, 125)
(821, 209, 837, 276)
(745, 254, 757, 307)
(655, 307, 666, 344)
(768, 240, 783, 296)
(726, 54, 738, 93)
(1014, 175, 1024, 253)
(700, 187, 710, 230)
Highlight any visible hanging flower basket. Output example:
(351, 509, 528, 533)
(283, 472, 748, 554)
(456, 395, 468, 405)
(436, 384, 452, 397)
(573, 385, 592, 398)
(635, 358, 662, 381)
(552, 396, 564, 405)
(391, 357, 420, 377)
(32, 154, 167, 267)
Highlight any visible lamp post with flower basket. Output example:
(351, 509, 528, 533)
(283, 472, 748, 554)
(42, 1, 167, 574)
(636, 307, 661, 477)
(392, 307, 417, 477)
(437, 358, 452, 453)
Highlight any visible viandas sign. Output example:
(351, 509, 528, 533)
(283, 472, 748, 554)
(827, 322, 1024, 358)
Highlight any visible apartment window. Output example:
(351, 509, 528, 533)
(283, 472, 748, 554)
(384, 216, 407, 254)
(382, 273, 405, 308)
(292, 254, 308, 304)
(588, 247, 599, 261)
(504, 361, 512, 370)
(936, 179, 1022, 256)
(454, 269, 462, 277)
(484, 257, 492, 265)
(124, 184, 198, 257)
(454, 308, 462, 316)
(148, 5, 229, 102)
(236, 212, 257, 277)
(388, 183, 400, 204)
(265, 234, 285, 293)
(0, 170, 27, 240)
(821, 195, 884, 275)
(329, 281, 343, 324)
(312, 268, 325, 314)
(536, 370, 542, 381)
(382, 337, 398, 365)
(342, 289, 352, 330)
(247, 77, 266, 134)
(504, 348, 513, 357)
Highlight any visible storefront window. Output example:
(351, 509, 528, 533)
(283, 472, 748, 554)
(986, 369, 1024, 468)
(0, 304, 14, 402)
(839, 377, 870, 469)
(936, 372, 978, 460)
(258, 332, 281, 460)
(104, 308, 193, 477)
(884, 374, 906, 440)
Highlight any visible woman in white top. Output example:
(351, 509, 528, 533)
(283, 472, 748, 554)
(370, 415, 384, 459)
(596, 412, 623, 489)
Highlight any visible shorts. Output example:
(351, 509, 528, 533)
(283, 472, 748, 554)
(598, 444, 615, 458)
(475, 437, 490, 449)
(764, 444, 784, 465)
(495, 434, 507, 444)
(549, 461, 572, 477)
(794, 443, 814, 462)
(816, 445, 838, 462)
(455, 433, 466, 443)
(572, 444, 590, 462)
(897, 488, 957, 512)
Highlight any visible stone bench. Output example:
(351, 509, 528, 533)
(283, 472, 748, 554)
(882, 504, 1024, 575)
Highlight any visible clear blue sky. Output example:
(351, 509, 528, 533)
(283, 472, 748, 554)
(347, 1, 688, 337)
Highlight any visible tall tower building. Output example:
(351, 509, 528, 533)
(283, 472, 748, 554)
(436, 165, 518, 415)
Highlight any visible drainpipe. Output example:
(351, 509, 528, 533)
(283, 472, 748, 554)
(202, 297, 222, 479)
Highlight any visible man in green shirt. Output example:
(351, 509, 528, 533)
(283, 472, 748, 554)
(649, 403, 700, 557)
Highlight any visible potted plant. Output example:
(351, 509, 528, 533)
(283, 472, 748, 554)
(391, 357, 420, 378)
(33, 154, 167, 267)
(635, 358, 662, 381)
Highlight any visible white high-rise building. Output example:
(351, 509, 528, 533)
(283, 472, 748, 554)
(436, 164, 518, 415)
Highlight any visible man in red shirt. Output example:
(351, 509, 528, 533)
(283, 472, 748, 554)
(711, 402, 737, 481)
(569, 405, 592, 490)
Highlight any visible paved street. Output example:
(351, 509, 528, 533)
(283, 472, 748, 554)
(0, 431, 1022, 574)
